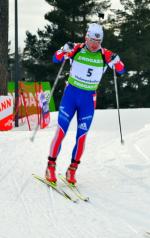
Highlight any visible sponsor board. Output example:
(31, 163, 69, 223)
(0, 96, 13, 130)
(8, 81, 56, 117)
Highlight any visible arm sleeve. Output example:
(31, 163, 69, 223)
(103, 48, 125, 75)
(52, 43, 84, 63)
(52, 50, 65, 63)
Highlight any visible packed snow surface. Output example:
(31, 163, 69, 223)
(0, 109, 150, 238)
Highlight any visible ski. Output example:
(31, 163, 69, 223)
(145, 232, 150, 237)
(32, 174, 78, 203)
(58, 173, 89, 202)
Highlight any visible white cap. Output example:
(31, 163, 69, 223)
(86, 23, 104, 42)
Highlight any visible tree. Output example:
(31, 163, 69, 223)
(0, 0, 9, 95)
(111, 0, 150, 107)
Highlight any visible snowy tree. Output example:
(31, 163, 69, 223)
(112, 0, 150, 107)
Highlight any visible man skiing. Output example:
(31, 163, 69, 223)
(45, 23, 125, 185)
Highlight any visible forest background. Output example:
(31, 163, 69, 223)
(1, 0, 150, 110)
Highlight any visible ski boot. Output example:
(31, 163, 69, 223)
(66, 161, 79, 186)
(45, 157, 57, 184)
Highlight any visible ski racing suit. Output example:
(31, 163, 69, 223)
(49, 43, 125, 164)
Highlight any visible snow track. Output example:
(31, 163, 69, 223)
(0, 109, 150, 238)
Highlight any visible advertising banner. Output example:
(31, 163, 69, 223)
(8, 81, 56, 117)
(0, 96, 13, 131)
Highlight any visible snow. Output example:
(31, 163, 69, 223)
(0, 109, 150, 238)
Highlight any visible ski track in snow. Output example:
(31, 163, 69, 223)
(0, 109, 150, 238)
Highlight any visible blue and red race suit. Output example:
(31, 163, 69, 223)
(49, 43, 125, 164)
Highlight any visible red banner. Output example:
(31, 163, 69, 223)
(0, 96, 13, 130)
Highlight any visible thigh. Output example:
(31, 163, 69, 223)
(77, 93, 95, 132)
(58, 85, 76, 132)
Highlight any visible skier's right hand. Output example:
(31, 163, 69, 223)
(63, 42, 74, 53)
(108, 54, 120, 68)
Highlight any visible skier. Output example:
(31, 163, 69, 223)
(45, 23, 125, 185)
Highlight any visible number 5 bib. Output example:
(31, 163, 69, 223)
(68, 48, 104, 91)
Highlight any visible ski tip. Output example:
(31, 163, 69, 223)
(50, 181, 57, 187)
(145, 232, 150, 237)
(69, 183, 76, 188)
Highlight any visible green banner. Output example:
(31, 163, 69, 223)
(8, 81, 56, 112)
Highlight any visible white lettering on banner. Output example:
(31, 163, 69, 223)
(22, 92, 28, 106)
(29, 93, 36, 106)
(9, 92, 37, 108)
(21, 92, 37, 107)
(4, 119, 12, 127)
(8, 92, 49, 108)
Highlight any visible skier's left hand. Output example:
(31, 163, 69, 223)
(108, 54, 120, 68)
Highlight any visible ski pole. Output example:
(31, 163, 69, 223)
(113, 66, 124, 144)
(30, 59, 66, 142)
(48, 59, 66, 103)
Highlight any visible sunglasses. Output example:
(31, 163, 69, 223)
(89, 38, 101, 43)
